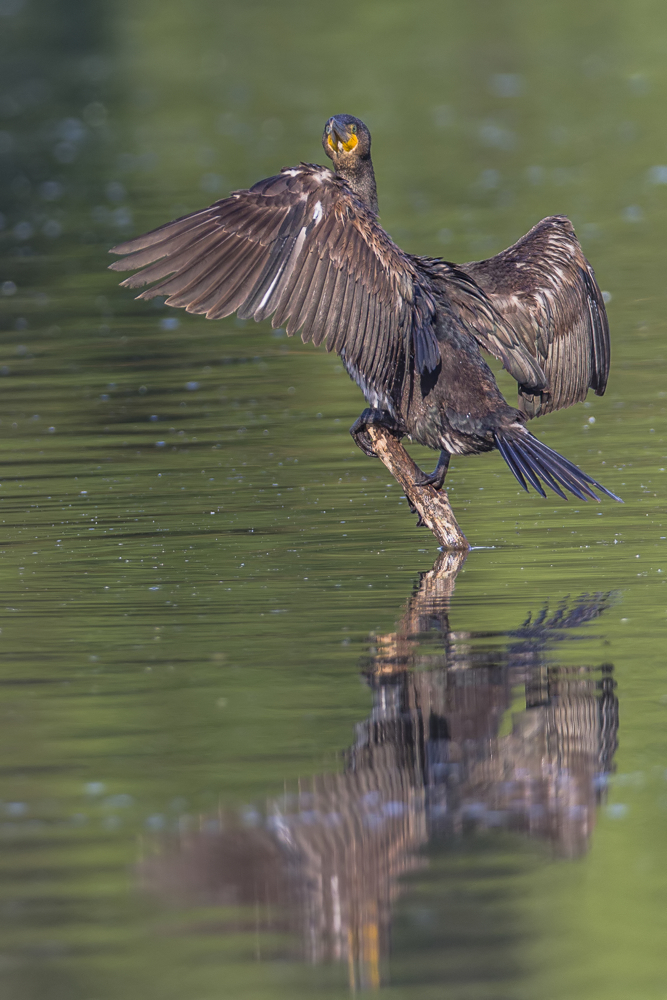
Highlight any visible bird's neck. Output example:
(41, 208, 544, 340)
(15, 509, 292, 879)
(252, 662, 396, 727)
(337, 157, 378, 215)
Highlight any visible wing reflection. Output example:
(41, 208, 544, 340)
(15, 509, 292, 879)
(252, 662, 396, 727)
(140, 552, 617, 990)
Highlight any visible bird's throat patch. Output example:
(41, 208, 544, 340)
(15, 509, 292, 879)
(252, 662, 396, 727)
(329, 133, 358, 153)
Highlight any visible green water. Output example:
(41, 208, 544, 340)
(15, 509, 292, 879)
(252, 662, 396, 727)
(1, 1, 666, 997)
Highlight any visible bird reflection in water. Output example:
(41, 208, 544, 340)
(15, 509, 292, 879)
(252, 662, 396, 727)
(139, 554, 618, 991)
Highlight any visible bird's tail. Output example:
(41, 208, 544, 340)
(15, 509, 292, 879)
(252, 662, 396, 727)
(494, 427, 622, 502)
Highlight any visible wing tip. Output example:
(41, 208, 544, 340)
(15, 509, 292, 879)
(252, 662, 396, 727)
(108, 240, 141, 256)
(108, 259, 134, 273)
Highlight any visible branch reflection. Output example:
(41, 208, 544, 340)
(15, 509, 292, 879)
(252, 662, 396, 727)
(140, 552, 618, 990)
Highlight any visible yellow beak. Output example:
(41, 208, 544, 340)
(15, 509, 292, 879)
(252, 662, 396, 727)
(328, 124, 358, 154)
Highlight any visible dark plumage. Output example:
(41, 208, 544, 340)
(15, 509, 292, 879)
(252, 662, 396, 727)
(109, 114, 621, 504)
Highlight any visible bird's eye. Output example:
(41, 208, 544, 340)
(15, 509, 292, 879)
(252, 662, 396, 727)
(325, 124, 332, 134)
(350, 124, 357, 134)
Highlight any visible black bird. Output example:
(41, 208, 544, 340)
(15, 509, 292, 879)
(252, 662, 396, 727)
(109, 114, 621, 504)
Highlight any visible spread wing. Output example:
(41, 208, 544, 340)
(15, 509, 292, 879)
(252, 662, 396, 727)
(460, 216, 610, 417)
(419, 257, 548, 391)
(109, 164, 442, 396)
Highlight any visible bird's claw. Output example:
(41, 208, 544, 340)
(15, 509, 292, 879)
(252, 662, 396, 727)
(350, 407, 400, 458)
(353, 432, 377, 458)
(413, 451, 450, 491)
(414, 471, 444, 490)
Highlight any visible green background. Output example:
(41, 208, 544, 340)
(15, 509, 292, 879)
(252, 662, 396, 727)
(0, 0, 666, 997)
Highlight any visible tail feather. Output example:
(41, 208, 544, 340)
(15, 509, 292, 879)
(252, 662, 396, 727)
(495, 429, 622, 502)
(508, 444, 549, 497)
(521, 436, 599, 501)
(496, 436, 544, 497)
(517, 443, 568, 500)
(520, 442, 580, 500)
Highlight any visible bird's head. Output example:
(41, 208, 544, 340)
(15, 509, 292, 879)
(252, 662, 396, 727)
(322, 115, 371, 167)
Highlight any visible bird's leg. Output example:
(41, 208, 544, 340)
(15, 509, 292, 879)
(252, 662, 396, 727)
(350, 408, 402, 458)
(414, 450, 451, 491)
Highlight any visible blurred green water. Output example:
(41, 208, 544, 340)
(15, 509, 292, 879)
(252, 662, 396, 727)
(0, 0, 666, 997)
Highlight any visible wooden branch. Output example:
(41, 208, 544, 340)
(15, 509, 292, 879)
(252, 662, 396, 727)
(366, 425, 469, 551)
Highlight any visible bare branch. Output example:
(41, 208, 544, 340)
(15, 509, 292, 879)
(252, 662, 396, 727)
(365, 425, 469, 551)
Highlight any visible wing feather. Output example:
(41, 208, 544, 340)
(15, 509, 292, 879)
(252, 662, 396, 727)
(249, 227, 309, 322)
(287, 240, 329, 333)
(175, 239, 261, 311)
(345, 282, 367, 368)
(300, 256, 332, 343)
(207, 246, 271, 319)
(327, 272, 356, 355)
(111, 222, 222, 276)
(311, 261, 340, 346)
(461, 216, 610, 416)
(288, 249, 324, 335)
(110, 210, 217, 255)
(321, 265, 347, 348)
(109, 164, 444, 403)
(116, 230, 226, 289)
(360, 290, 378, 373)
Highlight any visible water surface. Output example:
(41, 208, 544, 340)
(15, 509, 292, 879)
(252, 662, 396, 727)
(1, 2, 666, 997)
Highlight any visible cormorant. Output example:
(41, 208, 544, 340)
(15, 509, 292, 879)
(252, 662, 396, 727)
(109, 114, 621, 504)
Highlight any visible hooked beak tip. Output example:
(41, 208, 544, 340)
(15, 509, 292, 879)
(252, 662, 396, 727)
(330, 118, 348, 144)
